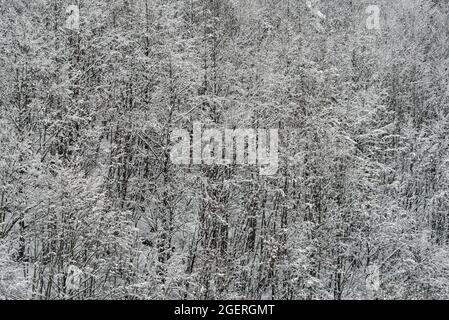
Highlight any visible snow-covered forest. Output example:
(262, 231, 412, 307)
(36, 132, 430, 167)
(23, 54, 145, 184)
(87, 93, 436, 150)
(1, 0, 449, 300)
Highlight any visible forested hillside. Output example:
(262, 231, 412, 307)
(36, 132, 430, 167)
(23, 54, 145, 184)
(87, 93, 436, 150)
(1, 0, 449, 300)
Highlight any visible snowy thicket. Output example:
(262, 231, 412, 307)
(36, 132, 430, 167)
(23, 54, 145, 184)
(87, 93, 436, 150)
(1, 0, 449, 300)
